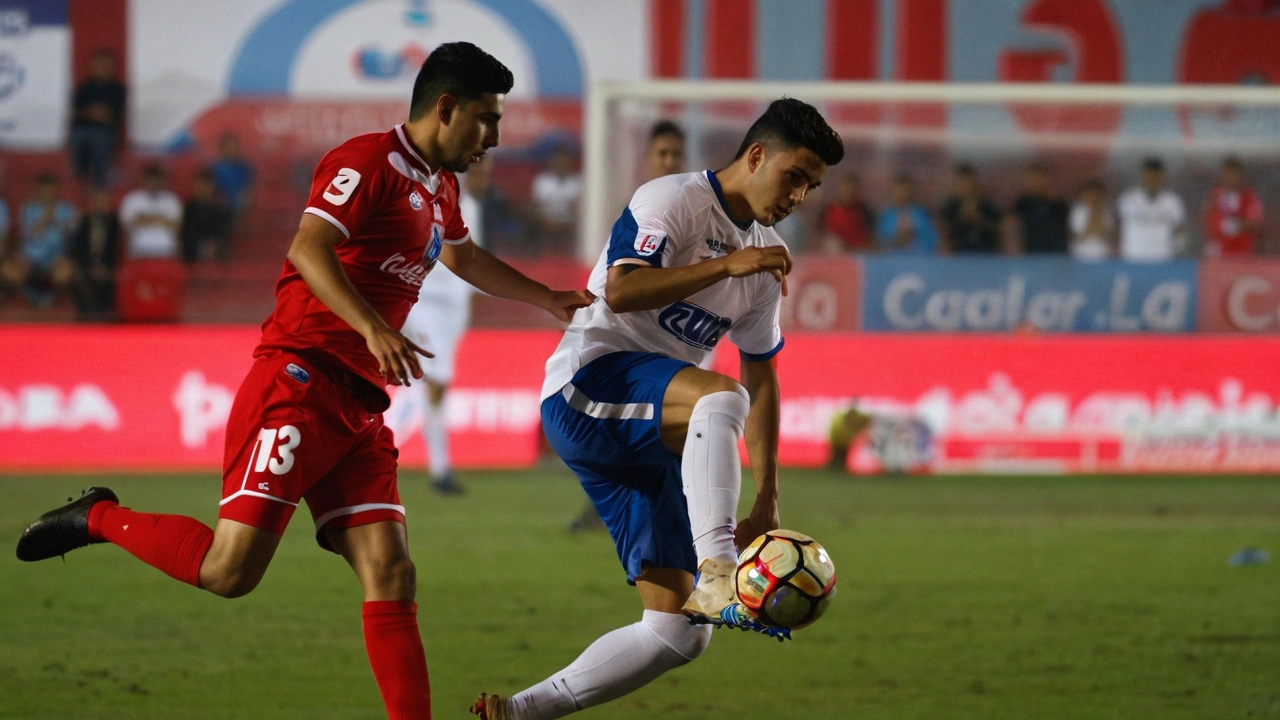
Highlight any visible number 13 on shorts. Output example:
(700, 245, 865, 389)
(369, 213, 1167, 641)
(253, 425, 301, 477)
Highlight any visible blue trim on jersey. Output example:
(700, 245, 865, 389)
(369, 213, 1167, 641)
(606, 207, 667, 268)
(541, 352, 697, 584)
(706, 170, 752, 231)
(740, 337, 785, 362)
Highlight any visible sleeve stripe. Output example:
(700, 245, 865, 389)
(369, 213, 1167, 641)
(740, 338, 785, 362)
(304, 207, 351, 239)
(610, 258, 651, 268)
(443, 232, 471, 246)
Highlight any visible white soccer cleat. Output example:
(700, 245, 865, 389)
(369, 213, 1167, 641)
(680, 558, 739, 623)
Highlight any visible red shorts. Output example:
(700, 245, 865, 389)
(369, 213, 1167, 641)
(219, 351, 403, 550)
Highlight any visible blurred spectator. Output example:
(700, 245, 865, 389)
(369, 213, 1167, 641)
(1069, 179, 1116, 261)
(1117, 157, 1185, 261)
(120, 164, 183, 259)
(210, 132, 254, 218)
(69, 185, 121, 319)
(181, 169, 233, 262)
(531, 145, 581, 252)
(464, 156, 526, 256)
(645, 119, 686, 180)
(1009, 162, 1069, 254)
(0, 174, 78, 307)
(0, 195, 9, 256)
(876, 176, 938, 254)
(1202, 157, 1263, 257)
(817, 174, 876, 253)
(69, 49, 127, 187)
(939, 163, 1003, 254)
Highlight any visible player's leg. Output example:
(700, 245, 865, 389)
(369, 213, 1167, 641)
(659, 366, 751, 619)
(403, 300, 464, 495)
(421, 379, 462, 494)
(310, 421, 429, 720)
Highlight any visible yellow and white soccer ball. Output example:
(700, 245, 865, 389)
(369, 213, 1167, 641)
(735, 529, 837, 630)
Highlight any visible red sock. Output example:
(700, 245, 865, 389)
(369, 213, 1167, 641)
(88, 503, 214, 588)
(363, 601, 432, 720)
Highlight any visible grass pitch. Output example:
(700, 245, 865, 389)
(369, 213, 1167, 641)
(2, 470, 1278, 720)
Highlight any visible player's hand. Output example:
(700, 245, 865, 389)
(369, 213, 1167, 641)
(544, 289, 596, 322)
(721, 246, 793, 296)
(734, 495, 780, 550)
(364, 324, 433, 386)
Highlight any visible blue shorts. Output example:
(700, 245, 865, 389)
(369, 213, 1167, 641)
(541, 351, 696, 583)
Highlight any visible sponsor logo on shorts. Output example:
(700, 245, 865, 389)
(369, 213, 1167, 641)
(284, 363, 310, 384)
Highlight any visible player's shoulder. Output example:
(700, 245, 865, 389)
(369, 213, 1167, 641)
(320, 129, 398, 169)
(629, 171, 711, 223)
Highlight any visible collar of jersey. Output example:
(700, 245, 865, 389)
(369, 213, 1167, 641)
(705, 170, 753, 231)
(395, 124, 442, 181)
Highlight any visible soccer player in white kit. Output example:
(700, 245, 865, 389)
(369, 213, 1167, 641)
(400, 156, 494, 494)
(471, 99, 844, 720)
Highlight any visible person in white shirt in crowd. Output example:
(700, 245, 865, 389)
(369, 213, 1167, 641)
(1116, 157, 1185, 262)
(399, 154, 495, 495)
(119, 163, 183, 259)
(531, 144, 582, 254)
(1069, 178, 1117, 261)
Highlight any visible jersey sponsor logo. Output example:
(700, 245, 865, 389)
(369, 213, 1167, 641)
(323, 167, 361, 205)
(381, 253, 429, 287)
(409, 191, 424, 210)
(424, 226, 443, 264)
(284, 363, 310, 385)
(634, 233, 663, 256)
(658, 301, 733, 351)
(704, 237, 735, 255)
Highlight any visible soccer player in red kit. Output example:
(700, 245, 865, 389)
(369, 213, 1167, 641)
(15, 42, 592, 720)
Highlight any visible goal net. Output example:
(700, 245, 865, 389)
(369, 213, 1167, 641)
(580, 81, 1280, 262)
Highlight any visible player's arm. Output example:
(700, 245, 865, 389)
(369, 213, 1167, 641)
(286, 213, 429, 386)
(734, 355, 782, 550)
(605, 244, 793, 314)
(440, 239, 592, 321)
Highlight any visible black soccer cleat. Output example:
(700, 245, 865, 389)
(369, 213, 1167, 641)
(15, 487, 119, 562)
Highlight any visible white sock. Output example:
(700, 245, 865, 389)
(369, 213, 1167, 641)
(681, 387, 750, 564)
(422, 393, 450, 478)
(510, 610, 711, 719)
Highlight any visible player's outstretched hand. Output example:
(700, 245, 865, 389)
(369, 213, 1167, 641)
(544, 289, 596, 322)
(722, 246, 793, 296)
(365, 324, 433, 386)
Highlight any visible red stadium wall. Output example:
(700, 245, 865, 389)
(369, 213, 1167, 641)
(3, 326, 1278, 474)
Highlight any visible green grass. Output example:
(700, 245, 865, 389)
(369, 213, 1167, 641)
(2, 470, 1279, 719)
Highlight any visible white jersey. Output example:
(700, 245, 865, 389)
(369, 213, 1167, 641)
(541, 170, 785, 400)
(1117, 187, 1184, 261)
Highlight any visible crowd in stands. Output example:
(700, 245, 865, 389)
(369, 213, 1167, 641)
(812, 156, 1266, 262)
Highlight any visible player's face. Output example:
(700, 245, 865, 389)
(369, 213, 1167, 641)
(646, 134, 685, 179)
(748, 145, 827, 227)
(442, 93, 505, 173)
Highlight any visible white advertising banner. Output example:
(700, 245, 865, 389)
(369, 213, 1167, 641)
(0, 1, 70, 149)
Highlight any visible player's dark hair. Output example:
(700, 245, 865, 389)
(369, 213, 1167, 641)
(734, 98, 843, 167)
(954, 162, 977, 177)
(1223, 156, 1242, 171)
(649, 119, 685, 143)
(1142, 157, 1164, 173)
(409, 42, 514, 121)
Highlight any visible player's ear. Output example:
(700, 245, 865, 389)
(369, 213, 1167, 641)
(746, 143, 766, 173)
(436, 94, 459, 125)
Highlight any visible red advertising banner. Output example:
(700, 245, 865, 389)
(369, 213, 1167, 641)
(779, 255, 861, 332)
(767, 334, 1280, 473)
(1197, 258, 1280, 333)
(0, 327, 556, 472)
(3, 327, 1278, 474)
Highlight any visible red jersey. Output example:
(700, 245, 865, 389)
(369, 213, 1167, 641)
(257, 125, 470, 393)
(1205, 186, 1263, 256)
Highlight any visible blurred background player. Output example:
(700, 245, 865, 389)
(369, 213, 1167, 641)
(400, 154, 497, 495)
(471, 99, 843, 720)
(17, 42, 592, 720)
(1117, 157, 1186, 261)
(566, 118, 687, 533)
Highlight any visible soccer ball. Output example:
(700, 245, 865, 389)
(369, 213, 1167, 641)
(735, 529, 836, 630)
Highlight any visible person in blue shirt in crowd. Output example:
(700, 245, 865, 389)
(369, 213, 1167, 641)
(1, 174, 78, 308)
(876, 175, 938, 254)
(210, 132, 254, 219)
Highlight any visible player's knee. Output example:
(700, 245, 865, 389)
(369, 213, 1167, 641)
(360, 555, 417, 600)
(644, 612, 712, 664)
(200, 566, 263, 599)
(692, 381, 750, 426)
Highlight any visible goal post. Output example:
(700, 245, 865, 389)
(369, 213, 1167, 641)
(581, 81, 1280, 264)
